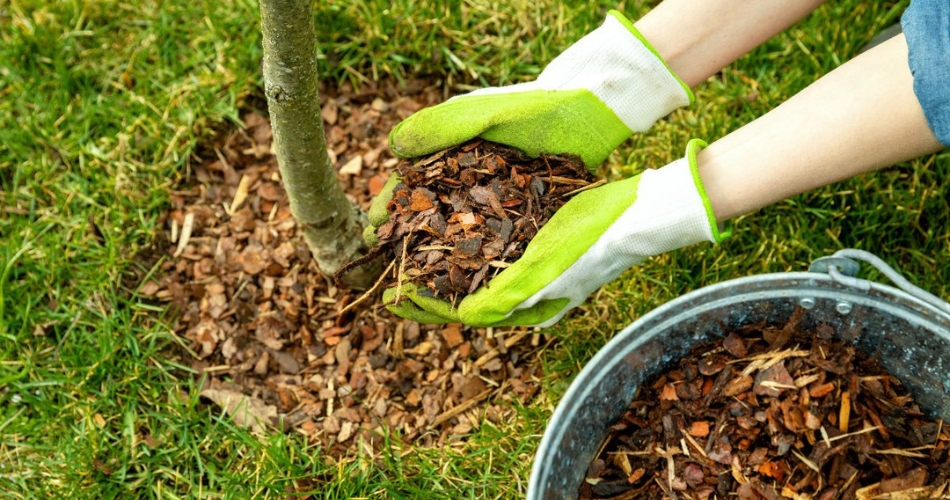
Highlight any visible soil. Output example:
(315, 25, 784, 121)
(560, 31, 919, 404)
(350, 140, 592, 305)
(579, 314, 950, 500)
(135, 79, 550, 453)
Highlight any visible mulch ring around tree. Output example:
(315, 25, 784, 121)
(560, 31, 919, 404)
(134, 79, 551, 453)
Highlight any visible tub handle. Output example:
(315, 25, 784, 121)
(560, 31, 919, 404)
(810, 249, 950, 315)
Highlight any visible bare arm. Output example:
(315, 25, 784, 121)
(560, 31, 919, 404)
(697, 35, 944, 221)
(635, 0, 829, 87)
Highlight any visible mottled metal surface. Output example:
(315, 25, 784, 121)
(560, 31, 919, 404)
(527, 271, 950, 500)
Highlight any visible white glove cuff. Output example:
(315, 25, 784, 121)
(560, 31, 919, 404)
(461, 11, 692, 133)
(539, 11, 693, 132)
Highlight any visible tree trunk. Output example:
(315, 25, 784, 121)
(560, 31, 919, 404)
(258, 0, 376, 287)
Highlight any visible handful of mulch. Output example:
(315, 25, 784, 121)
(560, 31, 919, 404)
(580, 312, 950, 500)
(346, 140, 594, 305)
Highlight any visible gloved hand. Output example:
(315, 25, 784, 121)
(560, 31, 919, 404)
(388, 9, 692, 169)
(367, 10, 705, 326)
(365, 9, 691, 243)
(381, 140, 730, 327)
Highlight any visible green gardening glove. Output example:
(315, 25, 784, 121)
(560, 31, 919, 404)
(383, 140, 730, 327)
(389, 10, 693, 169)
(363, 173, 402, 246)
(364, 9, 692, 244)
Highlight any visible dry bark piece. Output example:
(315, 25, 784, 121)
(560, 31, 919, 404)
(200, 388, 277, 434)
(688, 421, 710, 438)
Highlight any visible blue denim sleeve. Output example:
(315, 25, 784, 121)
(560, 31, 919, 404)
(902, 0, 950, 147)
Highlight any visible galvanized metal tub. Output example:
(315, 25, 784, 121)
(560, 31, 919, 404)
(527, 250, 950, 499)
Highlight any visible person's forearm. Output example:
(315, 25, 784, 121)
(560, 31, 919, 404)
(697, 34, 944, 222)
(635, 0, 827, 87)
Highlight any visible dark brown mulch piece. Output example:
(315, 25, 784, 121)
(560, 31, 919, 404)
(132, 79, 549, 454)
(579, 314, 950, 500)
(365, 141, 593, 305)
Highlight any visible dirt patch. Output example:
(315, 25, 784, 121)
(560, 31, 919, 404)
(138, 80, 549, 452)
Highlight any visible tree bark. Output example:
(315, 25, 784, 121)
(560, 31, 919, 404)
(258, 0, 376, 287)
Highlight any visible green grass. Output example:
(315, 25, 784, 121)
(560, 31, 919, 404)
(2, 0, 947, 497)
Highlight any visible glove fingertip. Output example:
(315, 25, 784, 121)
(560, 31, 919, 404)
(362, 224, 379, 246)
(367, 173, 402, 226)
(388, 118, 427, 159)
(388, 126, 410, 158)
(367, 204, 389, 228)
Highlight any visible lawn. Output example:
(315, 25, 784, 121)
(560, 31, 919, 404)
(2, 0, 947, 498)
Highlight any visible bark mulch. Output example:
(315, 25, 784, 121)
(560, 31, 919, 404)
(580, 312, 950, 500)
(351, 139, 593, 305)
(137, 80, 548, 453)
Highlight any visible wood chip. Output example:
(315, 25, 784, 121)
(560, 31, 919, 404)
(200, 388, 277, 434)
(339, 155, 363, 176)
(229, 174, 253, 215)
(173, 212, 194, 257)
